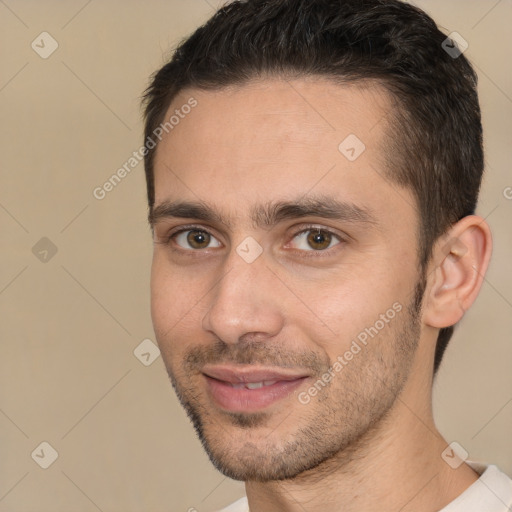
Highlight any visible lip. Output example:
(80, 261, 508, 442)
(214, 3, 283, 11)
(202, 365, 309, 383)
(202, 365, 310, 413)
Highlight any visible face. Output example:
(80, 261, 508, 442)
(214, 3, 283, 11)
(150, 77, 426, 481)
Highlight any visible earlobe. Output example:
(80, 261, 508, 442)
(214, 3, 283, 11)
(423, 215, 493, 329)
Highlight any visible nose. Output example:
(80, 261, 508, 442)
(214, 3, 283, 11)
(201, 249, 285, 345)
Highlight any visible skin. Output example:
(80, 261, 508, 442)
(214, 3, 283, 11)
(149, 77, 492, 512)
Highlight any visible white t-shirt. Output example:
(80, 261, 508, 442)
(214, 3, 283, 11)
(215, 461, 512, 512)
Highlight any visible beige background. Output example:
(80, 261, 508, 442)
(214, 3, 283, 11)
(0, 1, 511, 511)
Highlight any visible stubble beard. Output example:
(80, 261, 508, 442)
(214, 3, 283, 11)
(166, 278, 425, 482)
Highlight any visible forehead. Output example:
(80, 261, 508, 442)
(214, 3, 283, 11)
(152, 77, 411, 228)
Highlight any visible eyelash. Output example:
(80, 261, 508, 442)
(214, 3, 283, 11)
(158, 224, 346, 257)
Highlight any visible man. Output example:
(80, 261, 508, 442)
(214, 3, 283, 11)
(142, 0, 512, 510)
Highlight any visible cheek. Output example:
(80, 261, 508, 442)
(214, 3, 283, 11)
(150, 258, 169, 323)
(150, 256, 189, 337)
(150, 255, 208, 360)
(300, 265, 410, 352)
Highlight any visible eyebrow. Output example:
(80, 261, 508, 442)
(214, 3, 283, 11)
(148, 194, 377, 231)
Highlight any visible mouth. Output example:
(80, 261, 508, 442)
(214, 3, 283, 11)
(202, 365, 310, 413)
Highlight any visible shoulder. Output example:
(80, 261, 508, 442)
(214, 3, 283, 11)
(441, 461, 512, 511)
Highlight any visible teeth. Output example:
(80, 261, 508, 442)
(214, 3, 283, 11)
(246, 382, 264, 389)
(230, 380, 278, 389)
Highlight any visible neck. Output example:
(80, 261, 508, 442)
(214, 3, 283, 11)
(244, 365, 479, 512)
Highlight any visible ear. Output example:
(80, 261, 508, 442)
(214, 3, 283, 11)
(422, 215, 493, 329)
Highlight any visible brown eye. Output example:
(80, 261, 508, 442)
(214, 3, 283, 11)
(173, 229, 222, 250)
(290, 228, 341, 252)
(187, 230, 210, 249)
(307, 230, 333, 250)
